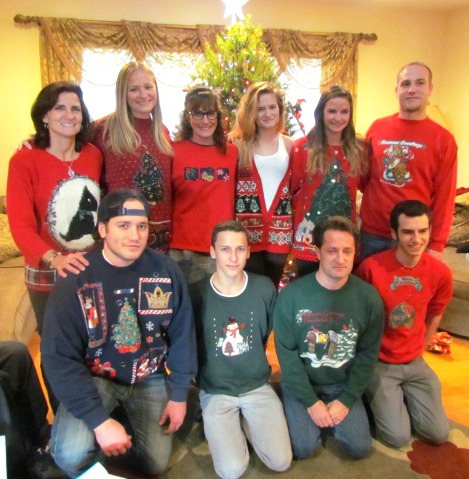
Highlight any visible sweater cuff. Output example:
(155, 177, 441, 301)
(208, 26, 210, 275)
(300, 391, 320, 410)
(337, 392, 357, 410)
(170, 384, 190, 403)
(429, 240, 444, 253)
(80, 406, 110, 431)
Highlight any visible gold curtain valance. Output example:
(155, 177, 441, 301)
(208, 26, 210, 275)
(14, 13, 377, 101)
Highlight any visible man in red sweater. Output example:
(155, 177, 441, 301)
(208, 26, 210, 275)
(356, 200, 452, 448)
(360, 62, 458, 259)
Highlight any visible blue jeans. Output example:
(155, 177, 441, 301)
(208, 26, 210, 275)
(200, 384, 292, 479)
(51, 375, 172, 478)
(281, 382, 371, 460)
(360, 230, 395, 261)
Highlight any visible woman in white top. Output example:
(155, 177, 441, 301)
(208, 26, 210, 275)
(229, 82, 293, 286)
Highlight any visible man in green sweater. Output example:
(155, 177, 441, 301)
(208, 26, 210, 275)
(191, 220, 292, 479)
(274, 216, 384, 459)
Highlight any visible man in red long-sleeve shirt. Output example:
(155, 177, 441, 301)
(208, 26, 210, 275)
(360, 62, 458, 260)
(356, 200, 452, 448)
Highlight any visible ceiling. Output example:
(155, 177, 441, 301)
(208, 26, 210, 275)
(314, 0, 469, 10)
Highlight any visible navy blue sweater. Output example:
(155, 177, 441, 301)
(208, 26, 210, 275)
(42, 247, 196, 430)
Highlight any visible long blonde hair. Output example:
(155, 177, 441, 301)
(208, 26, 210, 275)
(103, 62, 173, 156)
(305, 86, 368, 177)
(229, 82, 285, 168)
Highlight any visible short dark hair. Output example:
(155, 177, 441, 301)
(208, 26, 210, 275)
(97, 189, 150, 223)
(390, 200, 431, 232)
(397, 62, 433, 85)
(313, 216, 359, 249)
(30, 81, 93, 151)
(211, 220, 248, 247)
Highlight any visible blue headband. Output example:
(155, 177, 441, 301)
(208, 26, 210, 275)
(104, 206, 148, 220)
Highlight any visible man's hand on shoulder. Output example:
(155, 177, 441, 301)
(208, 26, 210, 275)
(94, 418, 132, 457)
(307, 400, 335, 428)
(327, 399, 349, 426)
(159, 400, 187, 434)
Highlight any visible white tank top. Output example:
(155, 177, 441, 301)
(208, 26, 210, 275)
(254, 134, 289, 211)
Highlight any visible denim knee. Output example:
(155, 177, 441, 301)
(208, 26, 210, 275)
(52, 447, 96, 478)
(135, 456, 170, 476)
(337, 435, 371, 459)
(292, 436, 321, 460)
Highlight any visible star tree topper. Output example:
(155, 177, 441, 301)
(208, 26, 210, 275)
(223, 0, 249, 24)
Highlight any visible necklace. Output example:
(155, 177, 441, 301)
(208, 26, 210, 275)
(62, 159, 76, 177)
(55, 156, 77, 178)
(47, 147, 79, 178)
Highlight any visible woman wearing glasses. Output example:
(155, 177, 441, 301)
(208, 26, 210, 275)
(93, 62, 173, 252)
(229, 82, 293, 286)
(170, 87, 238, 284)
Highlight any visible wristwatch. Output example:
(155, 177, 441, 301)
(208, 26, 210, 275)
(46, 251, 61, 268)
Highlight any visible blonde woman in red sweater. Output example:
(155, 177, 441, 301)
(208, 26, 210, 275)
(93, 62, 173, 252)
(229, 82, 293, 286)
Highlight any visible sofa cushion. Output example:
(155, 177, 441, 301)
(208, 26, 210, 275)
(0, 256, 36, 344)
(448, 192, 469, 248)
(442, 246, 469, 300)
(0, 214, 20, 264)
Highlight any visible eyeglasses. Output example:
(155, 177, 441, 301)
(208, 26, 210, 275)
(188, 110, 218, 120)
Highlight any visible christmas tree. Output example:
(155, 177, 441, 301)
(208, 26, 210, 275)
(111, 299, 141, 353)
(133, 152, 164, 203)
(308, 156, 353, 225)
(194, 15, 279, 131)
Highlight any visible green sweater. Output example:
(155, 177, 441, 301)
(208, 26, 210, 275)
(274, 273, 384, 409)
(191, 272, 276, 396)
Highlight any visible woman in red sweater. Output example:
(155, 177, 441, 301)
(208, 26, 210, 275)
(7, 81, 102, 332)
(170, 87, 238, 284)
(93, 62, 174, 252)
(7, 82, 102, 410)
(291, 86, 369, 276)
(229, 82, 293, 287)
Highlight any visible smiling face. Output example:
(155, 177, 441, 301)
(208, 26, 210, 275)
(316, 230, 355, 290)
(255, 92, 280, 131)
(392, 213, 430, 266)
(396, 64, 433, 120)
(323, 96, 351, 143)
(189, 111, 218, 145)
(126, 68, 157, 119)
(42, 92, 82, 141)
(210, 230, 250, 281)
(98, 199, 149, 267)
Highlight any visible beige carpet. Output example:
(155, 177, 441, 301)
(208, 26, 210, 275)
(106, 384, 469, 479)
(160, 418, 469, 479)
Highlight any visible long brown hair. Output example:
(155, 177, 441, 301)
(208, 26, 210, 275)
(305, 86, 368, 177)
(229, 82, 286, 168)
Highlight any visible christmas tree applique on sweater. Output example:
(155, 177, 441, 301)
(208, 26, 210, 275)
(111, 298, 142, 354)
(295, 156, 352, 247)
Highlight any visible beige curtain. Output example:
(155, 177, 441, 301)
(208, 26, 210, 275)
(264, 29, 377, 105)
(14, 14, 376, 102)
